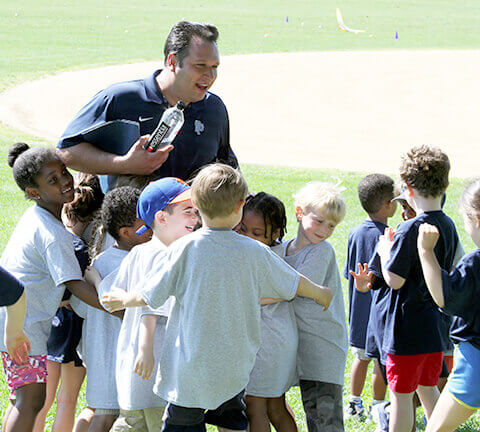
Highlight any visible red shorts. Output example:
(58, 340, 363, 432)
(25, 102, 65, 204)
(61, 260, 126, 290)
(386, 352, 443, 393)
(1, 352, 47, 399)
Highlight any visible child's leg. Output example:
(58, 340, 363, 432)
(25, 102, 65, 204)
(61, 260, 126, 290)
(372, 360, 387, 401)
(4, 383, 47, 432)
(350, 356, 370, 398)
(88, 412, 118, 432)
(3, 403, 13, 431)
(32, 360, 61, 432)
(416, 385, 440, 420)
(266, 395, 297, 432)
(51, 362, 86, 432)
(425, 390, 475, 432)
(73, 407, 95, 432)
(389, 391, 415, 432)
(244, 395, 270, 432)
(299, 380, 344, 432)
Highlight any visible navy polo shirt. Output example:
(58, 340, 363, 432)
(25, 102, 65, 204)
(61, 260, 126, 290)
(0, 266, 24, 307)
(343, 219, 387, 349)
(442, 249, 480, 350)
(369, 211, 459, 356)
(58, 70, 238, 182)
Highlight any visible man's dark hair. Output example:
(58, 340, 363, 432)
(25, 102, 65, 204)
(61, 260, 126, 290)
(164, 21, 219, 65)
(358, 174, 395, 214)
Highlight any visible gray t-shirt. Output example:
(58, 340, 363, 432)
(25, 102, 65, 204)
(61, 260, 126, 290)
(277, 240, 348, 385)
(74, 246, 126, 409)
(141, 228, 300, 409)
(0, 205, 82, 355)
(114, 238, 171, 410)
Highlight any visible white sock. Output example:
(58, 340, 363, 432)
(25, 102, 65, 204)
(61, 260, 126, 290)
(372, 399, 384, 405)
(350, 396, 362, 403)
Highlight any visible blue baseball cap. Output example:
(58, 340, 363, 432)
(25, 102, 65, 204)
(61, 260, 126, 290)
(136, 177, 191, 236)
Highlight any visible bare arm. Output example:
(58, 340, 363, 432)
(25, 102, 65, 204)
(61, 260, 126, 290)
(134, 314, 158, 379)
(296, 275, 333, 309)
(65, 280, 104, 310)
(377, 227, 406, 290)
(57, 137, 173, 175)
(260, 297, 285, 305)
(4, 293, 30, 363)
(102, 289, 147, 312)
(417, 224, 445, 307)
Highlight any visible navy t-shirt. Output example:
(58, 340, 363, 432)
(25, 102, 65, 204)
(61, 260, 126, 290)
(0, 265, 24, 307)
(442, 249, 480, 350)
(344, 220, 387, 349)
(58, 70, 238, 182)
(369, 211, 459, 355)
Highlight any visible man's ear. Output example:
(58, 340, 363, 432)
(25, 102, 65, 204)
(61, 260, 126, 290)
(404, 184, 415, 197)
(25, 186, 40, 200)
(295, 206, 303, 221)
(167, 53, 177, 72)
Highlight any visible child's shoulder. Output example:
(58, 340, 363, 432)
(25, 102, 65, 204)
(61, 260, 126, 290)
(349, 220, 387, 240)
(28, 205, 71, 244)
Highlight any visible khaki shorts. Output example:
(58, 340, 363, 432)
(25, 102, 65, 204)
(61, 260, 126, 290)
(111, 407, 165, 432)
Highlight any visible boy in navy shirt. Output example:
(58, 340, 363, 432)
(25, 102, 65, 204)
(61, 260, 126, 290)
(366, 145, 459, 432)
(344, 174, 395, 418)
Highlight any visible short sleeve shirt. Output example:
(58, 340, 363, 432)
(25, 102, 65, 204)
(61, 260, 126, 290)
(369, 211, 459, 355)
(343, 220, 387, 349)
(57, 70, 238, 182)
(0, 266, 24, 307)
(442, 249, 480, 350)
(0, 206, 82, 355)
(141, 228, 299, 409)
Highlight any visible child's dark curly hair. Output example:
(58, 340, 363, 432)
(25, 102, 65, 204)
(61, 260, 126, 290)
(90, 186, 140, 258)
(8, 142, 60, 193)
(244, 192, 287, 244)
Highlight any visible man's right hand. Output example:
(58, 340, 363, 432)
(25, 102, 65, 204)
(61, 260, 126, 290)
(118, 135, 174, 175)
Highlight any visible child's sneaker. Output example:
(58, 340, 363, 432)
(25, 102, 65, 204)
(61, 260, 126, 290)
(375, 401, 390, 432)
(345, 398, 365, 418)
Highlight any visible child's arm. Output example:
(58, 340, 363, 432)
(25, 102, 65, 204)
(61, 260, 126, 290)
(4, 293, 31, 363)
(64, 280, 104, 310)
(417, 223, 445, 307)
(295, 275, 332, 309)
(102, 289, 147, 312)
(377, 227, 406, 290)
(134, 314, 158, 380)
(260, 297, 285, 305)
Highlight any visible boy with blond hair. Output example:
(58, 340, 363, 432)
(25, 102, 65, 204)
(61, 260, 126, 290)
(103, 163, 333, 432)
(274, 181, 348, 432)
(359, 145, 460, 432)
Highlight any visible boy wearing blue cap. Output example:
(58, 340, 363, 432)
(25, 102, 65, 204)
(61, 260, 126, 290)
(90, 177, 198, 432)
(103, 163, 333, 432)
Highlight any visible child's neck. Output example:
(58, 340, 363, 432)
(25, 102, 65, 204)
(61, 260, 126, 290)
(288, 230, 315, 256)
(37, 202, 63, 221)
(152, 228, 172, 247)
(411, 194, 443, 215)
(114, 239, 133, 252)
(367, 213, 388, 225)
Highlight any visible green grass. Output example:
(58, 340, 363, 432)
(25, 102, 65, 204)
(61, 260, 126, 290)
(1, 0, 480, 430)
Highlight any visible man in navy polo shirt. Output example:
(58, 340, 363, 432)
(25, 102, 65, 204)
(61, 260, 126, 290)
(57, 21, 237, 183)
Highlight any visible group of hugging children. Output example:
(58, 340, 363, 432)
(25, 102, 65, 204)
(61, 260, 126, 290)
(0, 141, 479, 432)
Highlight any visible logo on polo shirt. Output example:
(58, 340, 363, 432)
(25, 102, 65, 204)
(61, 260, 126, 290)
(194, 120, 204, 136)
(139, 116, 154, 122)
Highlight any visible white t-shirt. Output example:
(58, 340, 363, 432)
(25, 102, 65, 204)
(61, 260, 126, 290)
(74, 246, 126, 409)
(141, 228, 300, 409)
(0, 205, 82, 355)
(114, 237, 172, 410)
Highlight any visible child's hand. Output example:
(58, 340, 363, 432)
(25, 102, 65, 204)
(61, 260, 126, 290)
(102, 289, 128, 312)
(418, 223, 439, 252)
(5, 331, 30, 364)
(84, 266, 102, 290)
(315, 286, 333, 310)
(134, 349, 154, 380)
(377, 227, 395, 260)
(350, 263, 373, 292)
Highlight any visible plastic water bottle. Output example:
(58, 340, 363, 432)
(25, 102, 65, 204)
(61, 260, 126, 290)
(143, 101, 186, 152)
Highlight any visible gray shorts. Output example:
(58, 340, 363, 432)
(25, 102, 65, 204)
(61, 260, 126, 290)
(111, 407, 165, 432)
(299, 380, 344, 432)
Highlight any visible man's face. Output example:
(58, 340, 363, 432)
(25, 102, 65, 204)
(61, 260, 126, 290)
(171, 37, 220, 103)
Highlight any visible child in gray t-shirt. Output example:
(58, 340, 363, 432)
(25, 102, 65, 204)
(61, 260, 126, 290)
(278, 182, 348, 432)
(102, 164, 333, 432)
